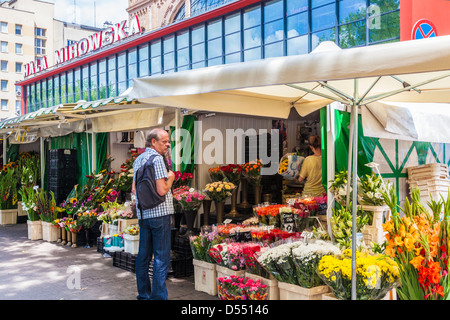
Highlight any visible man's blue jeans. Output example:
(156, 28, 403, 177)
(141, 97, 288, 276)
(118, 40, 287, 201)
(135, 215, 171, 300)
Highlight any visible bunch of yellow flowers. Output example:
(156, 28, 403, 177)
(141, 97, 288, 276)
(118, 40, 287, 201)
(203, 181, 236, 202)
(317, 249, 400, 300)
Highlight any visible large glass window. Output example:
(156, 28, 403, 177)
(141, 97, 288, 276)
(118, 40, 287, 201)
(46, 78, 53, 107)
(36, 81, 41, 109)
(60, 74, 67, 104)
(224, 13, 241, 64)
(243, 6, 261, 61)
(66, 70, 73, 103)
(163, 36, 175, 73)
(82, 65, 89, 100)
(207, 19, 223, 66)
(53, 76, 60, 105)
(177, 30, 190, 71)
(264, 0, 284, 58)
(41, 79, 47, 108)
(98, 59, 107, 99)
(151, 40, 162, 75)
(138, 45, 149, 77)
(107, 55, 117, 97)
(90, 62, 98, 100)
(74, 67, 81, 101)
(191, 25, 205, 69)
(118, 52, 127, 94)
(128, 49, 137, 87)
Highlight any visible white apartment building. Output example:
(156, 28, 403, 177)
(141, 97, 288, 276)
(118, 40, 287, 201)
(0, 0, 101, 119)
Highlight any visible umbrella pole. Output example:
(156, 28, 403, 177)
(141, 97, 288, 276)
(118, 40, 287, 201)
(351, 81, 359, 301)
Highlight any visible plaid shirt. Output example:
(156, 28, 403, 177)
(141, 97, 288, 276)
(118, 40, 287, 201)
(133, 147, 174, 220)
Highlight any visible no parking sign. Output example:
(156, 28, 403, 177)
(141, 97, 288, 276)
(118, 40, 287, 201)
(412, 19, 438, 40)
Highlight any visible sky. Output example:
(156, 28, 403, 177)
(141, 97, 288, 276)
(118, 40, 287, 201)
(47, 0, 129, 28)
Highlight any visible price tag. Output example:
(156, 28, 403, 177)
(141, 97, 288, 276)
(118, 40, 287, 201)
(223, 219, 232, 225)
(64, 149, 71, 155)
(287, 198, 296, 206)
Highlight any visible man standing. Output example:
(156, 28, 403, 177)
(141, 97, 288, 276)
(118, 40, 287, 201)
(132, 128, 175, 300)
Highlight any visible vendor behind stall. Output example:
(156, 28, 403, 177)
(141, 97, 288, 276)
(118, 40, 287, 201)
(298, 135, 325, 197)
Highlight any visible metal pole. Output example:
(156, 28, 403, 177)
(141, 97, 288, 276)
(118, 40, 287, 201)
(40, 137, 45, 189)
(175, 108, 181, 172)
(2, 134, 6, 166)
(351, 79, 359, 301)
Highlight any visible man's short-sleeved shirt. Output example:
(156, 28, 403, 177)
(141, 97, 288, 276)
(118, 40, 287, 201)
(133, 147, 174, 219)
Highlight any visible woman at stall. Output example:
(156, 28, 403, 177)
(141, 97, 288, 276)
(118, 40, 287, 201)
(298, 135, 325, 197)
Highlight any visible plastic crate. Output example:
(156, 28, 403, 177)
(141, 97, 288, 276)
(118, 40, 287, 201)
(173, 234, 193, 258)
(49, 149, 77, 160)
(172, 254, 194, 278)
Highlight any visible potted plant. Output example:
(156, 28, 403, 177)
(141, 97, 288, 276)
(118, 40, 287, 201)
(0, 167, 18, 225)
(19, 186, 42, 240)
(36, 189, 58, 241)
(77, 209, 99, 248)
(123, 224, 140, 254)
(68, 219, 82, 248)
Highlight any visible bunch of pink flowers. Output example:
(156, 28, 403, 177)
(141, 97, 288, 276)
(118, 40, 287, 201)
(173, 187, 205, 212)
(217, 275, 268, 300)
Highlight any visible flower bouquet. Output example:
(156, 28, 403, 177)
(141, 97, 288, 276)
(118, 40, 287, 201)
(217, 275, 247, 300)
(255, 204, 287, 227)
(35, 189, 57, 223)
(0, 167, 18, 210)
(18, 186, 39, 221)
(203, 181, 236, 203)
(217, 276, 268, 300)
(123, 224, 140, 235)
(77, 209, 99, 229)
(172, 171, 194, 189)
(330, 204, 369, 248)
(257, 241, 303, 284)
(329, 170, 356, 206)
(68, 219, 82, 233)
(208, 166, 224, 182)
(208, 243, 230, 266)
(190, 230, 223, 263)
(173, 188, 205, 212)
(357, 172, 385, 207)
(220, 164, 242, 184)
(381, 184, 450, 300)
(115, 155, 136, 192)
(317, 249, 400, 300)
(291, 240, 341, 288)
(242, 159, 263, 186)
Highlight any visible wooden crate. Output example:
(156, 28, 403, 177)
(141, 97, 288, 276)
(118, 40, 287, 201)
(278, 281, 330, 300)
(0, 209, 17, 225)
(193, 259, 217, 296)
(407, 163, 449, 181)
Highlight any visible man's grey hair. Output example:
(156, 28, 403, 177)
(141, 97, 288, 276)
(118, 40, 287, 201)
(145, 128, 167, 148)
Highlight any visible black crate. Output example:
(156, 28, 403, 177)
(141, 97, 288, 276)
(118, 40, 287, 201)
(49, 149, 77, 161)
(173, 234, 192, 258)
(172, 254, 194, 278)
(97, 237, 104, 254)
(48, 167, 78, 179)
(48, 176, 76, 188)
(113, 251, 137, 273)
(49, 158, 77, 170)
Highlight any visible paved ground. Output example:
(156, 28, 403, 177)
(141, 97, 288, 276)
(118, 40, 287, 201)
(0, 223, 219, 301)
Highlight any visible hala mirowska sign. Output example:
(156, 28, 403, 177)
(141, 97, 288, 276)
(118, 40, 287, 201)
(24, 15, 141, 78)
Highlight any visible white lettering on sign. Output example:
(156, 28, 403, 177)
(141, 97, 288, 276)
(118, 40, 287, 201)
(24, 15, 141, 78)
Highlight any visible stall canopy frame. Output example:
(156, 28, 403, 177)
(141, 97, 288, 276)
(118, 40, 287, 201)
(128, 35, 450, 300)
